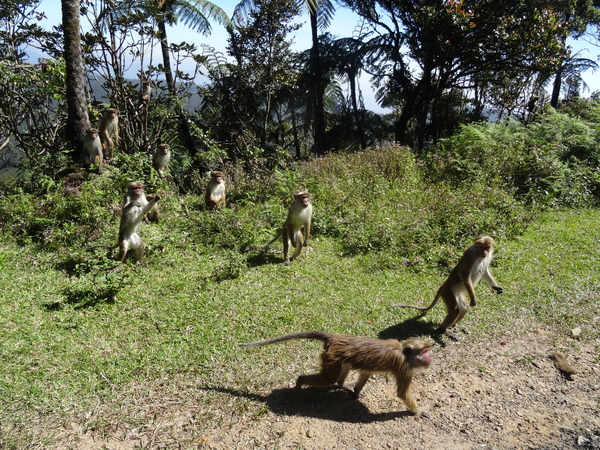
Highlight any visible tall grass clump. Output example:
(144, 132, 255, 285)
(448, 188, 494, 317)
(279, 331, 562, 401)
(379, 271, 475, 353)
(426, 105, 600, 208)
(299, 145, 529, 267)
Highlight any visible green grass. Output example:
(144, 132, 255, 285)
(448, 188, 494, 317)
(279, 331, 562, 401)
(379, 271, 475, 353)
(1, 208, 599, 446)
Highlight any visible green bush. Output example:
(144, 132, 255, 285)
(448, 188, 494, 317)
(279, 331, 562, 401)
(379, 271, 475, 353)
(427, 107, 600, 208)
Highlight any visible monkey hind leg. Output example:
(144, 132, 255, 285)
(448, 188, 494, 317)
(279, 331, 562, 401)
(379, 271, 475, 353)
(295, 354, 342, 392)
(129, 234, 145, 262)
(290, 233, 304, 261)
(282, 230, 293, 263)
(336, 363, 351, 389)
(351, 372, 372, 399)
(437, 293, 468, 333)
(117, 240, 129, 263)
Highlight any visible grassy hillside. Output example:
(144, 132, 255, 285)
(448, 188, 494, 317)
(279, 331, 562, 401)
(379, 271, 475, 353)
(0, 207, 599, 447)
(1, 106, 600, 446)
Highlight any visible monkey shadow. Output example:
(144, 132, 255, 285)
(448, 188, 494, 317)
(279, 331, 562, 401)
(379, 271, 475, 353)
(41, 287, 117, 311)
(378, 316, 440, 342)
(54, 256, 84, 277)
(246, 251, 283, 267)
(201, 386, 412, 423)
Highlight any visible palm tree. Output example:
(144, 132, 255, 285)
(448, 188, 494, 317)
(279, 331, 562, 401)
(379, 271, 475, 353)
(61, 0, 91, 158)
(154, 0, 229, 93)
(550, 52, 599, 107)
(153, 0, 230, 156)
(234, 0, 336, 156)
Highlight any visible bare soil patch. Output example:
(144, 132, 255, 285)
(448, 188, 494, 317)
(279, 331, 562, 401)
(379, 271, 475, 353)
(42, 328, 599, 450)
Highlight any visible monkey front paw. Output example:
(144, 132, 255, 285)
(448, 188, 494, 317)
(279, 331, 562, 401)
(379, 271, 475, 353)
(154, 195, 161, 202)
(494, 286, 504, 294)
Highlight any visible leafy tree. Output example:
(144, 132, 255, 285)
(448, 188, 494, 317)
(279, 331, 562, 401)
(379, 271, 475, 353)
(341, 0, 595, 148)
(550, 52, 599, 106)
(304, 0, 336, 156)
(0, 1, 67, 184)
(234, 0, 336, 155)
(143, 0, 230, 157)
(202, 0, 301, 158)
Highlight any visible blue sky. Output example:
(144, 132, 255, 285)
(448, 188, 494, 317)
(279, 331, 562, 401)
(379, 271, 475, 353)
(36, 0, 600, 111)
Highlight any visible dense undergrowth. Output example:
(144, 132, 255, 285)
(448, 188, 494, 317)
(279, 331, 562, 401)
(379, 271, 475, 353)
(1, 100, 599, 449)
(0, 100, 599, 276)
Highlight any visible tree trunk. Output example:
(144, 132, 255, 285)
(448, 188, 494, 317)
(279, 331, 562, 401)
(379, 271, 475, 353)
(550, 67, 563, 108)
(309, 10, 325, 156)
(157, 14, 197, 157)
(61, 0, 90, 159)
(349, 71, 366, 150)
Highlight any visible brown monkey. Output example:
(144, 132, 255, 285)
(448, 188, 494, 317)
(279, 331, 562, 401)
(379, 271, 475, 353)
(393, 236, 503, 338)
(115, 182, 160, 262)
(264, 191, 312, 263)
(205, 171, 226, 210)
(99, 108, 119, 159)
(240, 331, 432, 415)
(81, 128, 103, 169)
(138, 80, 151, 106)
(152, 144, 171, 177)
(548, 352, 576, 377)
(145, 194, 160, 223)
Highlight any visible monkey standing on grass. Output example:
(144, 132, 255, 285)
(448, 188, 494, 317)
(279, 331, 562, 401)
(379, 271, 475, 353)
(393, 236, 504, 339)
(264, 191, 312, 263)
(205, 171, 226, 210)
(99, 108, 119, 160)
(81, 128, 103, 169)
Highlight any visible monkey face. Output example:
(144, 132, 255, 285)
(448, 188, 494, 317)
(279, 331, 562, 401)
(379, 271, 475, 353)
(477, 244, 491, 257)
(297, 195, 310, 206)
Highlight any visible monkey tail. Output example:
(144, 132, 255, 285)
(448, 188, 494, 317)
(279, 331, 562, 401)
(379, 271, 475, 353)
(263, 229, 283, 248)
(239, 331, 330, 348)
(392, 291, 441, 312)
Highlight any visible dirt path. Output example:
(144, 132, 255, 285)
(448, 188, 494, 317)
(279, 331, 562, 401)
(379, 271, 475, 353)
(68, 328, 599, 450)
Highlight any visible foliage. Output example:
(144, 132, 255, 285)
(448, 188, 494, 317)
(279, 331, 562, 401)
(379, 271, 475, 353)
(200, 0, 302, 159)
(0, 54, 67, 175)
(426, 104, 600, 208)
(342, 0, 596, 145)
(302, 145, 529, 266)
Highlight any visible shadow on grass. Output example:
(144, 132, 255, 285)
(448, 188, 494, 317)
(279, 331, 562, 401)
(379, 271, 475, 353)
(42, 287, 117, 311)
(246, 251, 283, 267)
(200, 386, 413, 423)
(378, 316, 438, 341)
(54, 256, 86, 277)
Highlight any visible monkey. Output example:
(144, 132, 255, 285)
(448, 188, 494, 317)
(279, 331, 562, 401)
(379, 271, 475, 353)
(145, 194, 160, 223)
(393, 236, 503, 339)
(115, 182, 160, 263)
(138, 80, 151, 106)
(205, 171, 226, 210)
(152, 144, 171, 177)
(121, 182, 159, 224)
(99, 108, 119, 160)
(81, 128, 103, 169)
(264, 191, 312, 263)
(240, 331, 432, 415)
(548, 352, 576, 378)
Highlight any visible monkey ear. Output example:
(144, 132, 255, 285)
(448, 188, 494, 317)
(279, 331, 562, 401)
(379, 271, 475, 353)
(402, 345, 414, 357)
